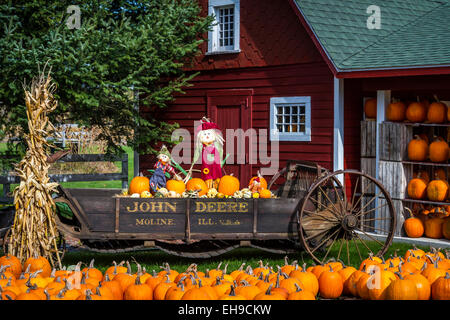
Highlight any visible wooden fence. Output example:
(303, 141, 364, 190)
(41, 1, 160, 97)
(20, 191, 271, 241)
(0, 154, 128, 204)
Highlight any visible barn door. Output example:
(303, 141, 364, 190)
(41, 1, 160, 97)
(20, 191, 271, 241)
(207, 89, 253, 187)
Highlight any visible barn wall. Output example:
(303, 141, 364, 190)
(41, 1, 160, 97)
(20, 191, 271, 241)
(189, 0, 324, 71)
(140, 61, 335, 179)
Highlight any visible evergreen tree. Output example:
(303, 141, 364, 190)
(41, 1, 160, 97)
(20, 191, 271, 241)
(0, 0, 213, 166)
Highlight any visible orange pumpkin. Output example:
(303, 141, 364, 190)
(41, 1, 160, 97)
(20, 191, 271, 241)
(406, 102, 427, 123)
(427, 179, 448, 202)
(129, 174, 150, 195)
(427, 102, 447, 123)
(259, 189, 272, 199)
(218, 174, 240, 196)
(166, 179, 186, 195)
(429, 137, 449, 163)
(404, 217, 425, 238)
(248, 171, 268, 190)
(407, 178, 427, 200)
(186, 178, 208, 196)
(447, 105, 450, 122)
(407, 135, 428, 161)
(364, 98, 377, 119)
(386, 101, 406, 122)
(424, 217, 444, 239)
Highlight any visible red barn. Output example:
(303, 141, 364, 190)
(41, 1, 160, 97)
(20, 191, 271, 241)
(140, 0, 450, 189)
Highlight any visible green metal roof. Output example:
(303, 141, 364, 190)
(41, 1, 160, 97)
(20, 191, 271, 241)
(294, 0, 450, 71)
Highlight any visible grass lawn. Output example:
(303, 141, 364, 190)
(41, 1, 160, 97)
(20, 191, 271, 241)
(56, 241, 431, 274)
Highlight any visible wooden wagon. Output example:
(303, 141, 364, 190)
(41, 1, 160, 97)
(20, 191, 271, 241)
(2, 160, 396, 264)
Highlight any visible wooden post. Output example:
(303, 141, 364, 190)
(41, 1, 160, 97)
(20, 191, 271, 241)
(333, 77, 344, 183)
(122, 153, 128, 189)
(375, 90, 391, 233)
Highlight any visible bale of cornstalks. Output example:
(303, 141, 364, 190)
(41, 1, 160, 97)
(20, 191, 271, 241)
(8, 67, 62, 268)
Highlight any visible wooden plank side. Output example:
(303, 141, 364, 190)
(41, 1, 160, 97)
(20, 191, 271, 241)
(189, 199, 253, 234)
(256, 199, 299, 234)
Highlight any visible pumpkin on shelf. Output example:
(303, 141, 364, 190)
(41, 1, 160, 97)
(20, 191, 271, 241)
(129, 173, 150, 195)
(403, 208, 425, 238)
(364, 98, 377, 119)
(407, 135, 429, 162)
(218, 174, 240, 196)
(429, 137, 449, 163)
(386, 100, 406, 122)
(406, 101, 427, 123)
(407, 177, 427, 200)
(424, 217, 445, 239)
(426, 177, 448, 202)
(427, 101, 447, 124)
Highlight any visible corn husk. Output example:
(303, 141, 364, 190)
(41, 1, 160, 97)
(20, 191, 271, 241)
(8, 66, 62, 268)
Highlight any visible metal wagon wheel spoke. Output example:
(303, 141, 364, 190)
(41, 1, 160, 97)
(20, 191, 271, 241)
(298, 170, 396, 265)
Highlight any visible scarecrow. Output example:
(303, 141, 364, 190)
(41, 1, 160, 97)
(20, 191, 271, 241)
(185, 117, 225, 189)
(148, 145, 183, 192)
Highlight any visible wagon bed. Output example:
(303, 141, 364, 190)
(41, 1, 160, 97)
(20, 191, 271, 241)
(2, 160, 398, 264)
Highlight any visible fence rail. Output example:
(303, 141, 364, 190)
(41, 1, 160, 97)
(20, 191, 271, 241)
(0, 153, 128, 204)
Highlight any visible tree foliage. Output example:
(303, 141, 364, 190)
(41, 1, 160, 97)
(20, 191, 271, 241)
(0, 0, 213, 166)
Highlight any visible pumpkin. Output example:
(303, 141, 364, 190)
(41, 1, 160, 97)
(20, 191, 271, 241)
(429, 137, 449, 163)
(364, 98, 377, 119)
(386, 273, 418, 300)
(186, 178, 208, 197)
(427, 101, 447, 123)
(431, 272, 450, 300)
(218, 174, 240, 196)
(318, 265, 343, 299)
(287, 283, 316, 300)
(81, 259, 103, 283)
(24, 255, 52, 278)
(424, 217, 444, 239)
(0, 255, 22, 278)
(235, 280, 261, 300)
(140, 191, 152, 198)
(368, 269, 397, 300)
(443, 217, 450, 240)
(447, 105, 450, 122)
(289, 264, 319, 296)
(407, 178, 427, 200)
(253, 284, 285, 300)
(338, 266, 357, 295)
(124, 275, 153, 300)
(219, 285, 246, 300)
(407, 135, 428, 161)
(386, 101, 406, 122)
(406, 102, 427, 123)
(427, 179, 448, 202)
(166, 179, 186, 195)
(181, 279, 211, 300)
(153, 275, 176, 300)
(404, 217, 424, 238)
(259, 189, 272, 199)
(101, 274, 123, 300)
(129, 174, 150, 195)
(404, 273, 431, 300)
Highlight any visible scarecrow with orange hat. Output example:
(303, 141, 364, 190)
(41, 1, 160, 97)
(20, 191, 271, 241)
(184, 117, 224, 189)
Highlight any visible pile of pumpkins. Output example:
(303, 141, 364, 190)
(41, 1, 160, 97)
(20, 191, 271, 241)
(123, 171, 275, 200)
(407, 168, 449, 203)
(0, 247, 449, 300)
(403, 205, 450, 240)
(364, 97, 449, 123)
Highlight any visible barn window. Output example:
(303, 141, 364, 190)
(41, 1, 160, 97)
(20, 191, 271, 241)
(207, 0, 240, 54)
(270, 97, 312, 142)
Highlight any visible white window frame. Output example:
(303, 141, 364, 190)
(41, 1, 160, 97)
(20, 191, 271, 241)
(270, 96, 312, 142)
(207, 0, 240, 55)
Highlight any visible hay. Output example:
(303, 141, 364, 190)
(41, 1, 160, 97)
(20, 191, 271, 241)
(8, 66, 62, 268)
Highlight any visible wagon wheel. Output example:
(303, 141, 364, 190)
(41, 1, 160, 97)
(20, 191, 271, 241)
(298, 170, 396, 265)
(2, 228, 66, 265)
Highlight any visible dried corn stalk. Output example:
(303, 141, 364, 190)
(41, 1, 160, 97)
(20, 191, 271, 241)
(8, 67, 62, 268)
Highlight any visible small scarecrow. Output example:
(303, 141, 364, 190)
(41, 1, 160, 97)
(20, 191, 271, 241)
(185, 117, 225, 189)
(148, 145, 183, 193)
